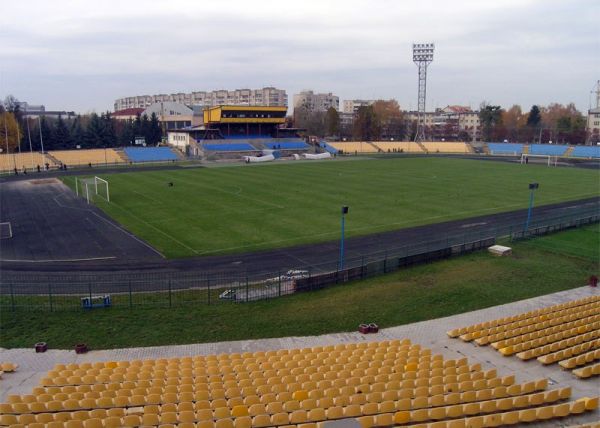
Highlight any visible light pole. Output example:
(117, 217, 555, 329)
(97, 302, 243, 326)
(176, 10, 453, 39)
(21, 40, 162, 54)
(525, 183, 539, 232)
(339, 206, 349, 271)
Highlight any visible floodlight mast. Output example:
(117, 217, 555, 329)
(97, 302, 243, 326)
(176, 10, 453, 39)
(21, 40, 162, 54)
(412, 43, 434, 142)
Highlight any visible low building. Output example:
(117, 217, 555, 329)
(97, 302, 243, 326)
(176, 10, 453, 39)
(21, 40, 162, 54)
(342, 99, 374, 114)
(142, 102, 201, 131)
(405, 106, 480, 141)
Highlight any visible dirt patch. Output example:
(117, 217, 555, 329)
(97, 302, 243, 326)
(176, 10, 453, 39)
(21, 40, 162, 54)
(28, 178, 61, 185)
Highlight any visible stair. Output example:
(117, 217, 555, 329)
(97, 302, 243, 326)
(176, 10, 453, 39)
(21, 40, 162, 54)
(564, 146, 575, 157)
(415, 141, 428, 153)
(43, 152, 62, 167)
(115, 149, 129, 163)
(465, 142, 476, 153)
(523, 145, 529, 154)
(370, 142, 383, 152)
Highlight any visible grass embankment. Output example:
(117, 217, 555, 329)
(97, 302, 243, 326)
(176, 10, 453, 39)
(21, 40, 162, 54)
(61, 157, 599, 258)
(1, 224, 597, 350)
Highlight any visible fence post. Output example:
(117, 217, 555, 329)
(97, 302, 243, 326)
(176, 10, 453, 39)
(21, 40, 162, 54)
(361, 256, 365, 279)
(128, 280, 132, 309)
(278, 271, 281, 297)
(207, 278, 211, 305)
(48, 282, 53, 312)
(384, 251, 388, 273)
(10, 282, 15, 311)
(168, 280, 172, 308)
(246, 276, 249, 303)
(88, 282, 92, 304)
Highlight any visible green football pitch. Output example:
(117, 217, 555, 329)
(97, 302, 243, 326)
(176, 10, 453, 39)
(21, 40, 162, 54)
(62, 157, 600, 258)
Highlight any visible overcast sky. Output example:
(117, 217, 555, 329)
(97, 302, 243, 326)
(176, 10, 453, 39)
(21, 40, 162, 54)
(1, 0, 598, 113)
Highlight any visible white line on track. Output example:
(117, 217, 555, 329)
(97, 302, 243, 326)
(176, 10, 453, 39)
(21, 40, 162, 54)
(1, 256, 117, 263)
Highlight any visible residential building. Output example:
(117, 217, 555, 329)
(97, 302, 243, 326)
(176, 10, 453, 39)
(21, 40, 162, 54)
(405, 105, 480, 141)
(342, 99, 375, 114)
(142, 102, 199, 131)
(587, 108, 600, 144)
(112, 108, 145, 121)
(293, 90, 339, 113)
(114, 87, 287, 111)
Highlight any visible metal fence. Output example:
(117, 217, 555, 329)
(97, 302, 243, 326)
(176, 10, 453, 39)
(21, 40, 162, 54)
(1, 205, 598, 312)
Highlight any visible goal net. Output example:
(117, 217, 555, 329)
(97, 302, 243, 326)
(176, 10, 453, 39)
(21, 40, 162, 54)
(520, 154, 558, 167)
(76, 176, 110, 204)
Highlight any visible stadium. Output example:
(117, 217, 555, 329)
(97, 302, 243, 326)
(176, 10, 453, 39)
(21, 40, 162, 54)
(1, 116, 599, 427)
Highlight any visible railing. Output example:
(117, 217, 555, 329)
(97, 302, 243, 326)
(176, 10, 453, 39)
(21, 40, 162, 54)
(1, 205, 598, 311)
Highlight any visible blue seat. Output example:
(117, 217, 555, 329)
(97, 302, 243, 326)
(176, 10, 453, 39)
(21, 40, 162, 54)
(264, 140, 309, 150)
(571, 146, 600, 158)
(528, 144, 569, 156)
(124, 147, 178, 162)
(488, 143, 523, 155)
(203, 143, 256, 151)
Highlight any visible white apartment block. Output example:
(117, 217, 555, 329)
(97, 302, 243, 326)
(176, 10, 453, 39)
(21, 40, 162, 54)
(293, 90, 339, 113)
(114, 87, 287, 111)
(342, 99, 375, 114)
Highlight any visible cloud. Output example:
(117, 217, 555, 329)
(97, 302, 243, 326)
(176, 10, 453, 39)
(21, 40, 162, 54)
(0, 0, 597, 112)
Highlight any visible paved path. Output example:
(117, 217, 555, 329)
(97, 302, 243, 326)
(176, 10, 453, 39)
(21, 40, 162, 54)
(1, 286, 598, 426)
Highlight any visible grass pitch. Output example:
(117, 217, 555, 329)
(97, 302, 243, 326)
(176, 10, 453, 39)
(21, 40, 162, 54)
(62, 157, 599, 258)
(1, 224, 597, 349)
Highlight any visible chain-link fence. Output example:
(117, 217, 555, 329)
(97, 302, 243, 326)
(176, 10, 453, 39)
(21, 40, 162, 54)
(1, 205, 598, 312)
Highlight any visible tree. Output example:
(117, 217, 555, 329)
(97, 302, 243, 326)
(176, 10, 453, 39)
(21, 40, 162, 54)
(71, 116, 85, 147)
(0, 112, 21, 153)
(353, 105, 380, 141)
(53, 115, 72, 149)
(293, 104, 326, 136)
(147, 112, 163, 145)
(372, 100, 405, 139)
(526, 105, 541, 130)
(84, 113, 105, 148)
(324, 107, 340, 137)
(101, 112, 117, 147)
(479, 104, 503, 141)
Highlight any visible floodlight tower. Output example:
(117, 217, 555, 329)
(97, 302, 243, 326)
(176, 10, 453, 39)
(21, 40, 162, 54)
(412, 43, 434, 142)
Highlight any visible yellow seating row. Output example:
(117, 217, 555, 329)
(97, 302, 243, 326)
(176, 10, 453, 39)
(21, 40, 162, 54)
(481, 314, 600, 348)
(572, 362, 600, 379)
(49, 149, 125, 166)
(1, 394, 596, 428)
(497, 320, 600, 356)
(2, 374, 526, 414)
(327, 142, 378, 153)
(516, 331, 599, 360)
(558, 348, 600, 370)
(447, 296, 600, 338)
(0, 152, 55, 172)
(538, 338, 600, 365)
(421, 142, 472, 153)
(0, 385, 569, 427)
(461, 303, 600, 343)
(0, 363, 18, 372)
(370, 142, 425, 153)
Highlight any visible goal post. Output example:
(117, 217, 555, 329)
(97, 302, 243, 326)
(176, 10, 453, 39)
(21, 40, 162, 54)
(75, 176, 110, 203)
(520, 154, 558, 167)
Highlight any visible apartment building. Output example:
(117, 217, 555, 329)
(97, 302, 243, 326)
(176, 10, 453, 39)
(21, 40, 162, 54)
(293, 90, 339, 113)
(114, 87, 287, 111)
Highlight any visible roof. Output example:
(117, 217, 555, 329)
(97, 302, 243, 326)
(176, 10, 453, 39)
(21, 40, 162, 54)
(113, 108, 145, 116)
(443, 105, 473, 114)
(207, 105, 288, 112)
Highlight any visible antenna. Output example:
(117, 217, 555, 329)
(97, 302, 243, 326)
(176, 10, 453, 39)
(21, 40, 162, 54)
(412, 43, 434, 142)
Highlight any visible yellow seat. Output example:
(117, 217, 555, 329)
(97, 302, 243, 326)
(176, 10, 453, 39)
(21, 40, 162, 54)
(82, 419, 103, 428)
(142, 414, 160, 426)
(252, 414, 271, 427)
(500, 410, 520, 425)
(326, 406, 344, 419)
(374, 413, 394, 426)
(215, 418, 234, 428)
(214, 407, 232, 419)
(518, 408, 537, 422)
(307, 408, 326, 421)
(428, 406, 446, 420)
(234, 416, 252, 428)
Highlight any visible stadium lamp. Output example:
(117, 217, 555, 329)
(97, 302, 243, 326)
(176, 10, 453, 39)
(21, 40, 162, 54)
(339, 206, 349, 271)
(525, 183, 539, 232)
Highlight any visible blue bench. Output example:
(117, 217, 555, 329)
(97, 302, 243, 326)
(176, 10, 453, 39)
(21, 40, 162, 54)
(124, 147, 178, 162)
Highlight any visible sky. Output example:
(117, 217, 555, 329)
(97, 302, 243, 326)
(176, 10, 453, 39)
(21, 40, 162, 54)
(1, 0, 598, 114)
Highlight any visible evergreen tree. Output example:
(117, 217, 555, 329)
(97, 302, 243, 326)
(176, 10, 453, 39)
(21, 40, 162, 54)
(39, 117, 54, 151)
(526, 105, 541, 127)
(140, 114, 151, 144)
(84, 113, 105, 148)
(118, 119, 135, 146)
(101, 112, 117, 147)
(53, 114, 72, 149)
(70, 116, 85, 147)
(478, 104, 503, 141)
(148, 112, 163, 145)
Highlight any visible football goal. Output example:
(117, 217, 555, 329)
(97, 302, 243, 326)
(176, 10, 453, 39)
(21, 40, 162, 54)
(520, 154, 558, 167)
(76, 176, 110, 204)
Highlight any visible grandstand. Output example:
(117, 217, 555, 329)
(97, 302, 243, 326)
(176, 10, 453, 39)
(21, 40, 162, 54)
(572, 146, 600, 159)
(528, 144, 570, 156)
(0, 152, 56, 173)
(371, 142, 425, 153)
(50, 149, 126, 167)
(123, 147, 179, 163)
(487, 143, 524, 155)
(328, 142, 379, 153)
(203, 143, 258, 152)
(448, 296, 600, 380)
(421, 142, 473, 154)
(264, 141, 309, 150)
(1, 338, 597, 427)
